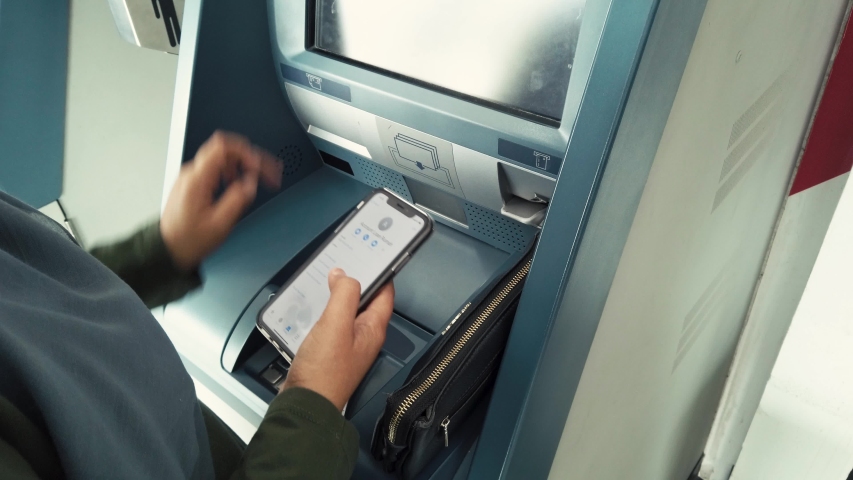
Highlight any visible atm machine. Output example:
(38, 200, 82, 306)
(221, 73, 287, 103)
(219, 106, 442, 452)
(157, 0, 851, 478)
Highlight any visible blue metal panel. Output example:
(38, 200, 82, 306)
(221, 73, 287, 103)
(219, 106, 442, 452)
(0, 0, 69, 208)
(497, 0, 711, 477)
(468, 1, 665, 478)
(178, 0, 320, 212)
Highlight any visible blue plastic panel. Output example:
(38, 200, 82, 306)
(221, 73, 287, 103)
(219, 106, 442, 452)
(0, 0, 69, 208)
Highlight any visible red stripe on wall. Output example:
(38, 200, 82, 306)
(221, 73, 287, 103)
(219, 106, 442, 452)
(790, 13, 853, 196)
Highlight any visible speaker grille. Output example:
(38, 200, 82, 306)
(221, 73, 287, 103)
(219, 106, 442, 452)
(351, 157, 413, 202)
(277, 145, 303, 178)
(464, 202, 537, 252)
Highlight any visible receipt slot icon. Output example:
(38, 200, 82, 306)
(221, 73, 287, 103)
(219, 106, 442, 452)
(533, 152, 551, 170)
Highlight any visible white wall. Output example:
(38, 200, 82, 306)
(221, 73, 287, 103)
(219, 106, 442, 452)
(61, 0, 178, 247)
(731, 172, 853, 479)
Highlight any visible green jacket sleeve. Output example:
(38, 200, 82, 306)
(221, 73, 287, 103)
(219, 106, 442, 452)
(231, 387, 360, 480)
(88, 222, 201, 308)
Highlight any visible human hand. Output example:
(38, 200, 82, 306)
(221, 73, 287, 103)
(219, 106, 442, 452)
(161, 131, 283, 271)
(282, 268, 395, 411)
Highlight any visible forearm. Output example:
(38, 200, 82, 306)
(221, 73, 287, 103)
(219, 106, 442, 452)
(230, 387, 359, 480)
(89, 222, 201, 308)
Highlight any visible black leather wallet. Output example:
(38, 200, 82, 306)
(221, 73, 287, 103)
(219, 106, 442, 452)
(371, 239, 537, 479)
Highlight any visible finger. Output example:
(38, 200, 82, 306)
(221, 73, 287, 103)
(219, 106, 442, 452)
(257, 148, 284, 189)
(195, 131, 262, 186)
(209, 174, 258, 236)
(319, 268, 361, 334)
(354, 283, 395, 351)
(218, 132, 261, 177)
(222, 160, 239, 184)
(196, 131, 253, 169)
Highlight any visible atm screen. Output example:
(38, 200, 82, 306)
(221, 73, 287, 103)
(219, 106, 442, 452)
(313, 0, 586, 124)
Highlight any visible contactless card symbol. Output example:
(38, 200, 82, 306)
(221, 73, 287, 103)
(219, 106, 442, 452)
(388, 134, 453, 187)
(306, 73, 323, 91)
(533, 152, 550, 170)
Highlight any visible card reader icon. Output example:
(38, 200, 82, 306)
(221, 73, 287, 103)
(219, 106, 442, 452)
(306, 73, 323, 91)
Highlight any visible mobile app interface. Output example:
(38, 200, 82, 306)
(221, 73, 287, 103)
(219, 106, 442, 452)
(263, 193, 425, 354)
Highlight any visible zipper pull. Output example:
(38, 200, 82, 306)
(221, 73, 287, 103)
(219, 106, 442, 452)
(441, 417, 450, 447)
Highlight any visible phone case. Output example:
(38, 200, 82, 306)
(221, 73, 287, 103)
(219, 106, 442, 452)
(256, 188, 434, 362)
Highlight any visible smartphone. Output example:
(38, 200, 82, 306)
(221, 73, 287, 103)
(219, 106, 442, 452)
(256, 188, 434, 362)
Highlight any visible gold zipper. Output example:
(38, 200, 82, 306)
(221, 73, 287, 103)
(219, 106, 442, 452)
(387, 260, 532, 443)
(441, 303, 471, 336)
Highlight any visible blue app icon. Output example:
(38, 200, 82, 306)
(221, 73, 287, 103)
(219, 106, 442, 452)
(371, 240, 378, 247)
(354, 228, 361, 235)
(285, 326, 292, 332)
(363, 234, 370, 241)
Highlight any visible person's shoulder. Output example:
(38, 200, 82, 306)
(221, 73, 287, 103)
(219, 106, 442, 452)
(0, 192, 78, 246)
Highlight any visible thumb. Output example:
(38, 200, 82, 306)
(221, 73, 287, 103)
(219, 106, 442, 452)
(318, 268, 361, 333)
(210, 174, 258, 235)
(354, 282, 394, 354)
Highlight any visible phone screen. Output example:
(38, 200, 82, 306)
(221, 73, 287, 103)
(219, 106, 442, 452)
(261, 192, 426, 355)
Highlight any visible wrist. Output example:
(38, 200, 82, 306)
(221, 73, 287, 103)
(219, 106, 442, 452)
(158, 222, 196, 272)
(281, 377, 347, 412)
